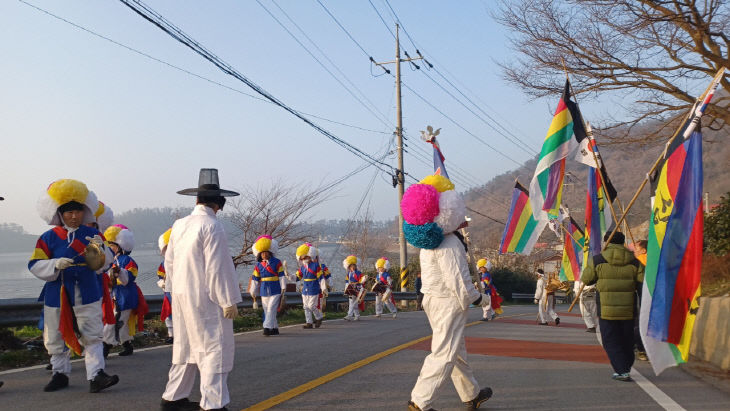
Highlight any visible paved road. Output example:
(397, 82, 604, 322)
(1, 304, 728, 410)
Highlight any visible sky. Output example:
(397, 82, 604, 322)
(1, 0, 566, 235)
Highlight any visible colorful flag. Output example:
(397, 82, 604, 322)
(638, 69, 723, 375)
(499, 180, 548, 255)
(59, 283, 83, 356)
(530, 80, 587, 219)
(640, 129, 704, 375)
(421, 126, 449, 179)
(584, 165, 612, 257)
(559, 217, 584, 282)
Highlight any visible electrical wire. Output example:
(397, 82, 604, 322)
(18, 0, 391, 137)
(367, 0, 396, 39)
(399, 79, 522, 166)
(379, 0, 537, 156)
(258, 0, 394, 133)
(118, 0, 399, 178)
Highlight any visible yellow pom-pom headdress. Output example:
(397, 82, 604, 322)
(419, 174, 455, 193)
(37, 179, 98, 226)
(477, 258, 492, 271)
(93, 200, 114, 232)
(295, 243, 318, 260)
(375, 257, 391, 271)
(252, 235, 279, 258)
(158, 228, 172, 254)
(104, 224, 135, 253)
(342, 255, 358, 270)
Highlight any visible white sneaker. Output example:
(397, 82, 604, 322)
(392, 312, 397, 319)
(354, 316, 360, 321)
(375, 314, 381, 318)
(344, 316, 353, 321)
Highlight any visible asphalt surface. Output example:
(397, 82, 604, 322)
(0, 304, 728, 410)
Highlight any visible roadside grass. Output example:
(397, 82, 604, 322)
(0, 301, 417, 371)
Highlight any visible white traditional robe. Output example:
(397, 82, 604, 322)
(410, 233, 481, 410)
(164, 205, 242, 374)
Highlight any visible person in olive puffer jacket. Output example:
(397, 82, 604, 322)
(581, 231, 644, 382)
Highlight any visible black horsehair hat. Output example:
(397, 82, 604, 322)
(177, 168, 240, 197)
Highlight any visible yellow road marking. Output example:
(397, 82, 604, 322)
(242, 310, 530, 411)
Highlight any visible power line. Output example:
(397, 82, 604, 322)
(313, 3, 522, 185)
(258, 0, 394, 132)
(316, 0, 368, 59)
(367, 0, 396, 39)
(382, 0, 419, 52)
(18, 0, 391, 137)
(418, 68, 535, 156)
(428, 66, 537, 153)
(399, 80, 522, 166)
(379, 1, 537, 156)
(118, 0, 399, 178)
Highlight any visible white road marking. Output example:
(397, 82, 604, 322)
(631, 367, 686, 411)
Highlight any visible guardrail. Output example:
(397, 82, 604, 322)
(511, 292, 568, 303)
(0, 292, 418, 327)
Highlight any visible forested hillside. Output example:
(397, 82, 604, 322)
(464, 127, 730, 250)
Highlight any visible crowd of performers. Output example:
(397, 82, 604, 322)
(18, 169, 512, 410)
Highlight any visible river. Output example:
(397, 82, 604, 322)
(0, 243, 354, 299)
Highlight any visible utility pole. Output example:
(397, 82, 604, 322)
(373, 24, 422, 292)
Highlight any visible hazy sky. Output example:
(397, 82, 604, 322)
(2, 0, 575, 235)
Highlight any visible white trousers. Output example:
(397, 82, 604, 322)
(411, 295, 480, 410)
(302, 294, 323, 324)
(481, 294, 494, 318)
(43, 285, 105, 380)
(162, 363, 229, 410)
(375, 294, 396, 315)
(103, 308, 132, 345)
(165, 317, 174, 338)
(580, 293, 598, 329)
(261, 294, 281, 329)
(538, 294, 559, 323)
(347, 295, 360, 319)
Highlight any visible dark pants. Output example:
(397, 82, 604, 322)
(599, 318, 635, 374)
(633, 289, 645, 352)
(596, 292, 635, 374)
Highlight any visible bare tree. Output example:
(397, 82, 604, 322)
(227, 180, 328, 267)
(495, 0, 730, 144)
(343, 209, 391, 267)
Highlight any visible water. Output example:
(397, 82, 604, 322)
(0, 243, 354, 299)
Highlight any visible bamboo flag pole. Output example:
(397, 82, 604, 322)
(560, 61, 630, 246)
(603, 67, 726, 248)
(570, 67, 726, 313)
(558, 219, 581, 244)
(585, 123, 636, 245)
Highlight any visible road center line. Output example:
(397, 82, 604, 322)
(630, 368, 686, 410)
(241, 312, 531, 411)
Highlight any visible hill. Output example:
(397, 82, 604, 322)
(463, 127, 730, 251)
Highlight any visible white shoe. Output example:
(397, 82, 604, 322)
(354, 316, 360, 321)
(392, 312, 397, 319)
(344, 316, 353, 321)
(375, 314, 381, 318)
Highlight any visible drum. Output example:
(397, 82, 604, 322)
(371, 282, 388, 294)
(344, 282, 361, 296)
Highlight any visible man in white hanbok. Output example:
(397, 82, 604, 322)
(402, 171, 492, 411)
(534, 269, 560, 326)
(160, 169, 242, 411)
(574, 280, 598, 333)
